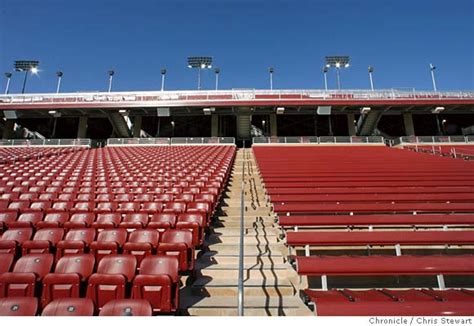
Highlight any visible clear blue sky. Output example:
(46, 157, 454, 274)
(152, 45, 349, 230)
(0, 0, 473, 93)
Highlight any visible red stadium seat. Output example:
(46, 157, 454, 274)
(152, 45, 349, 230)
(7, 211, 43, 228)
(141, 202, 163, 213)
(163, 202, 186, 214)
(0, 253, 14, 274)
(123, 230, 160, 266)
(86, 255, 137, 309)
(0, 228, 33, 254)
(0, 211, 17, 231)
(117, 202, 140, 213)
(158, 229, 194, 272)
(0, 254, 54, 297)
(90, 229, 128, 262)
(176, 213, 205, 246)
(148, 213, 177, 230)
(64, 212, 94, 229)
(94, 201, 118, 213)
(132, 256, 179, 313)
(91, 213, 121, 229)
(0, 297, 38, 316)
(22, 228, 64, 255)
(119, 213, 148, 229)
(41, 298, 94, 316)
(36, 212, 69, 229)
(99, 299, 152, 316)
(56, 228, 96, 260)
(41, 254, 95, 307)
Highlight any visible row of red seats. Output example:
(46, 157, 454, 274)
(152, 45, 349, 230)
(0, 144, 236, 315)
(254, 144, 474, 316)
(1, 253, 179, 313)
(0, 297, 155, 316)
(1, 228, 196, 270)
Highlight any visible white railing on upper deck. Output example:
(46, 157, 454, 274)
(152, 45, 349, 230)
(252, 136, 384, 144)
(391, 136, 473, 146)
(107, 137, 235, 146)
(0, 89, 473, 107)
(0, 139, 91, 147)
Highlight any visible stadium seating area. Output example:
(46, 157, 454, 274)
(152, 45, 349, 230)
(0, 146, 87, 164)
(254, 145, 474, 316)
(0, 145, 235, 315)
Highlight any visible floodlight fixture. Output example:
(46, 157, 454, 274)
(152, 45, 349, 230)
(368, 66, 375, 91)
(432, 106, 445, 114)
(276, 107, 285, 114)
(14, 60, 40, 94)
(361, 107, 371, 114)
(324, 56, 350, 90)
(107, 70, 115, 92)
(161, 68, 167, 91)
(4, 72, 12, 95)
(203, 108, 212, 115)
(187, 57, 213, 90)
(48, 110, 57, 114)
(56, 71, 63, 93)
(429, 63, 438, 92)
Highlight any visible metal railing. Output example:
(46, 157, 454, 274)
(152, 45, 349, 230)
(0, 138, 91, 147)
(170, 137, 235, 145)
(107, 138, 170, 146)
(238, 142, 246, 316)
(253, 136, 384, 144)
(1, 89, 473, 107)
(106, 137, 235, 146)
(391, 136, 473, 146)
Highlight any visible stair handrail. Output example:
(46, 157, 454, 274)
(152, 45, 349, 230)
(238, 141, 246, 316)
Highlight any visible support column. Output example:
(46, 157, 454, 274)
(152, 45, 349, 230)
(77, 116, 88, 138)
(211, 114, 219, 137)
(2, 120, 15, 139)
(132, 116, 142, 138)
(269, 113, 277, 137)
(347, 113, 356, 136)
(403, 112, 415, 136)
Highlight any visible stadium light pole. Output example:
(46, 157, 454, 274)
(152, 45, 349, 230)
(368, 66, 375, 91)
(325, 56, 350, 90)
(214, 68, 220, 90)
(107, 70, 115, 92)
(187, 57, 213, 90)
(430, 63, 437, 92)
(56, 71, 63, 94)
(4, 72, 12, 94)
(161, 68, 167, 91)
(323, 67, 329, 91)
(14, 60, 40, 94)
(269, 67, 274, 90)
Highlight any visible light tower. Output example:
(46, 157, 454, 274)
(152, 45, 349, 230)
(214, 68, 220, 90)
(107, 70, 115, 92)
(4, 72, 12, 94)
(322, 66, 329, 91)
(14, 60, 40, 94)
(368, 66, 375, 91)
(161, 68, 167, 91)
(430, 63, 438, 92)
(187, 56, 213, 90)
(325, 56, 350, 90)
(56, 71, 63, 93)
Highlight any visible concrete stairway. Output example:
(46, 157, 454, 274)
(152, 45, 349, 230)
(181, 148, 312, 316)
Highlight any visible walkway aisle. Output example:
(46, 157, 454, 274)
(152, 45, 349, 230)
(181, 148, 312, 316)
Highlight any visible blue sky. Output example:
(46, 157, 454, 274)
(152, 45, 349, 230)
(0, 0, 473, 93)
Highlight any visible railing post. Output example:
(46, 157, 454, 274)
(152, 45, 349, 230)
(238, 140, 246, 316)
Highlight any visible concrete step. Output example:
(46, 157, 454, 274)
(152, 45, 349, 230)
(197, 252, 286, 265)
(212, 227, 279, 236)
(205, 234, 280, 245)
(198, 268, 290, 279)
(181, 295, 304, 309)
(195, 262, 288, 271)
(186, 307, 313, 316)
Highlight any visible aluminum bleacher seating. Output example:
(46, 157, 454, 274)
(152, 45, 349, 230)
(0, 144, 235, 315)
(254, 144, 474, 316)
